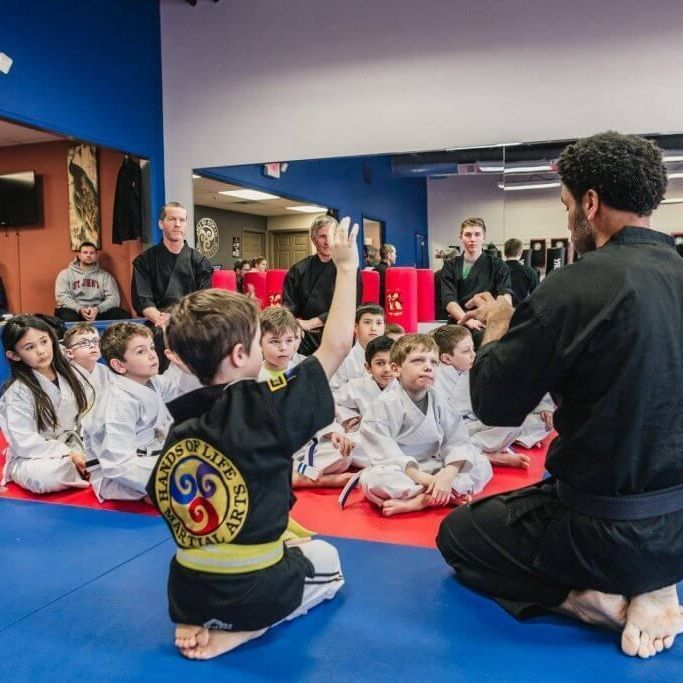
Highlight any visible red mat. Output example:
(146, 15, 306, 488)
(0, 431, 549, 547)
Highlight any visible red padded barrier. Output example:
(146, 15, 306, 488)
(244, 271, 268, 308)
(361, 269, 380, 304)
(416, 269, 435, 322)
(266, 269, 287, 307)
(384, 267, 418, 333)
(211, 269, 237, 291)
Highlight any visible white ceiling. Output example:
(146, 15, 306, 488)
(0, 119, 65, 147)
(193, 175, 328, 217)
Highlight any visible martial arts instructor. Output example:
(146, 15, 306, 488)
(283, 214, 362, 355)
(437, 131, 683, 660)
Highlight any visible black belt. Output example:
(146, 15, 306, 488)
(557, 480, 683, 520)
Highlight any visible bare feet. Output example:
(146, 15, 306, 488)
(292, 472, 355, 489)
(621, 585, 683, 659)
(556, 589, 627, 631)
(487, 451, 530, 469)
(381, 493, 431, 516)
(175, 624, 210, 653)
(180, 628, 267, 659)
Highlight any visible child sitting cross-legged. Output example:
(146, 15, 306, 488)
(258, 306, 355, 488)
(349, 334, 492, 516)
(145, 217, 359, 659)
(82, 322, 198, 503)
(62, 322, 112, 398)
(333, 334, 397, 468)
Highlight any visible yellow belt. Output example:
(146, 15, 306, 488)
(175, 518, 313, 574)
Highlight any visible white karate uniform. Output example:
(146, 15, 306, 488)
(333, 374, 397, 468)
(83, 368, 184, 502)
(436, 365, 523, 452)
(329, 342, 366, 391)
(72, 362, 113, 401)
(0, 370, 92, 494)
(292, 420, 351, 481)
(358, 383, 492, 505)
(514, 393, 555, 448)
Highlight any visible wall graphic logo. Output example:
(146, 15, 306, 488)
(154, 438, 249, 547)
(386, 290, 404, 317)
(196, 217, 220, 258)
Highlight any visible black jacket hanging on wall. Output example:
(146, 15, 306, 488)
(112, 155, 142, 244)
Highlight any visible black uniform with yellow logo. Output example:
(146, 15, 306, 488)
(146, 356, 334, 631)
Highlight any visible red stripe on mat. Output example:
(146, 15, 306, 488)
(0, 431, 549, 546)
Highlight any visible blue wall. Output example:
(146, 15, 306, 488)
(0, 0, 165, 242)
(199, 155, 428, 267)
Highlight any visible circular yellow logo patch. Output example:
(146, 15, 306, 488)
(154, 438, 249, 547)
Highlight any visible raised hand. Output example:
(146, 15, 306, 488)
(328, 217, 359, 270)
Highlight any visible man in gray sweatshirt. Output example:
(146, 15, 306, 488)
(54, 242, 129, 322)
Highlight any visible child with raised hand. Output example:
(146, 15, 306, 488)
(62, 322, 112, 397)
(353, 333, 492, 516)
(329, 303, 385, 390)
(0, 315, 93, 493)
(146, 217, 359, 660)
(258, 306, 355, 488)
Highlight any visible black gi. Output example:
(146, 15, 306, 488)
(437, 227, 683, 617)
(505, 259, 540, 307)
(131, 241, 213, 315)
(112, 155, 142, 244)
(147, 357, 334, 630)
(440, 253, 513, 318)
(283, 255, 362, 355)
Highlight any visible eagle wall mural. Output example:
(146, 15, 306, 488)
(67, 144, 100, 250)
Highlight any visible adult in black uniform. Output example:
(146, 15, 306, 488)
(132, 202, 213, 367)
(503, 237, 540, 306)
(374, 243, 396, 310)
(283, 214, 362, 355)
(437, 132, 683, 659)
(440, 217, 513, 333)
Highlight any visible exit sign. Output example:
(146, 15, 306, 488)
(263, 162, 281, 178)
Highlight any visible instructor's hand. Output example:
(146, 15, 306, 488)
(329, 217, 359, 270)
(462, 293, 513, 326)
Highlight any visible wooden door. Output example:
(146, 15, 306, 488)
(242, 230, 266, 262)
(270, 230, 311, 269)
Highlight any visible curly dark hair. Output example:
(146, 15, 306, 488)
(557, 131, 667, 216)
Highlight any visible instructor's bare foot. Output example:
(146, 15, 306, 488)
(181, 628, 267, 659)
(381, 493, 430, 517)
(175, 624, 210, 652)
(557, 590, 627, 631)
(488, 451, 530, 469)
(621, 585, 683, 659)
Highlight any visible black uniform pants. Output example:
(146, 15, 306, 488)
(436, 487, 572, 619)
(55, 306, 130, 322)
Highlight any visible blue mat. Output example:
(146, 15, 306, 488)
(0, 499, 680, 681)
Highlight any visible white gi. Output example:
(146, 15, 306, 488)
(358, 383, 492, 505)
(514, 392, 555, 448)
(333, 374, 398, 468)
(72, 362, 113, 401)
(83, 367, 187, 502)
(0, 370, 93, 494)
(329, 341, 366, 391)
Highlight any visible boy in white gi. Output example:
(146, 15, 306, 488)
(333, 334, 397, 467)
(355, 334, 492, 516)
(329, 304, 385, 390)
(258, 306, 355, 488)
(432, 325, 553, 468)
(62, 322, 112, 398)
(82, 322, 192, 503)
(0, 315, 93, 493)
(146, 217, 358, 659)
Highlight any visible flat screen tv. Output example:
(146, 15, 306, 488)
(0, 171, 41, 227)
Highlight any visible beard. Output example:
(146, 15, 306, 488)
(571, 206, 597, 255)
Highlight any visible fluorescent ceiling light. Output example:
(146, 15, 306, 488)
(192, 174, 200, 179)
(661, 197, 683, 204)
(219, 189, 280, 201)
(667, 172, 683, 179)
(286, 205, 327, 213)
(497, 181, 561, 191)
(663, 155, 683, 162)
(479, 165, 504, 173)
(503, 164, 555, 174)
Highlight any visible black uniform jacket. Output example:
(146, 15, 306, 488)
(506, 259, 540, 306)
(147, 356, 334, 630)
(131, 241, 213, 314)
(441, 253, 513, 316)
(471, 227, 683, 595)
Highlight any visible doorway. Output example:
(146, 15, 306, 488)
(362, 216, 385, 267)
(269, 230, 311, 270)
